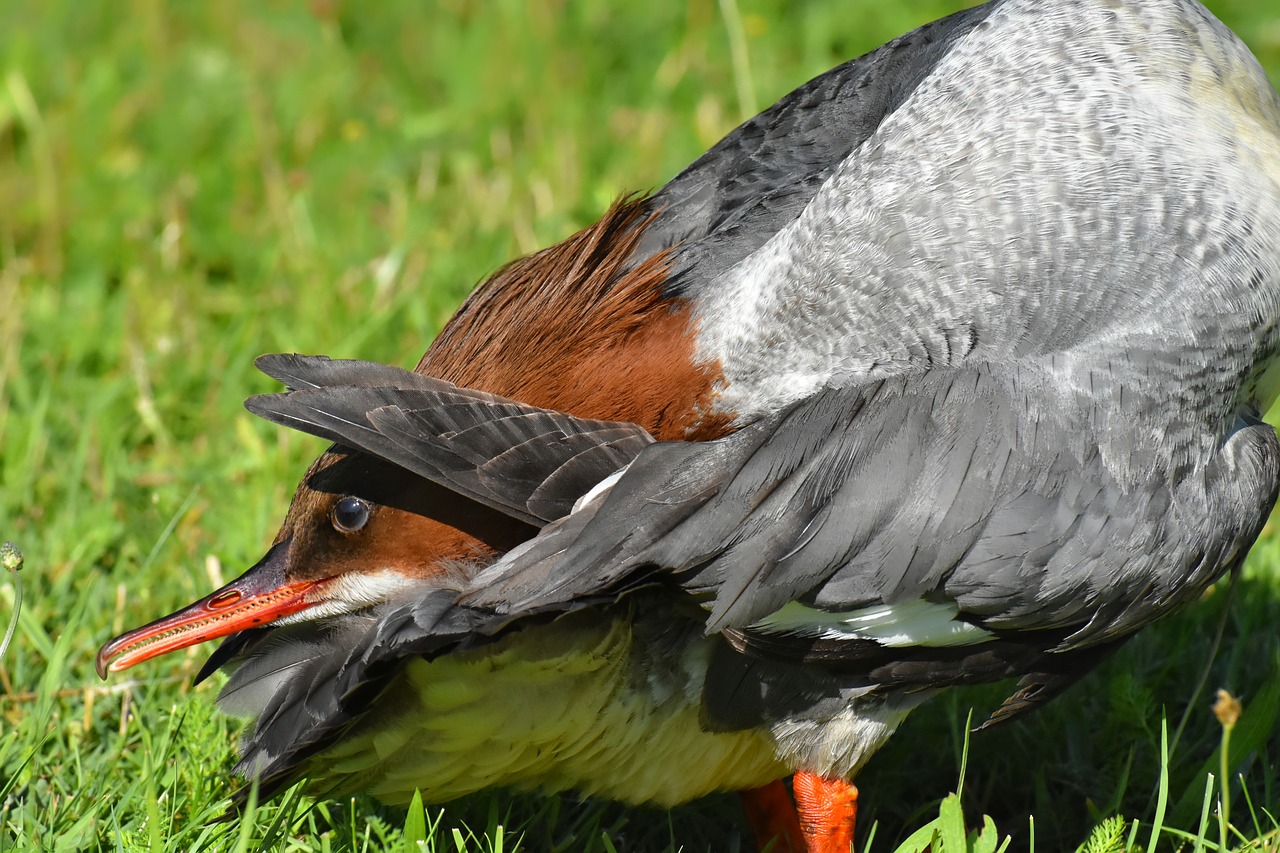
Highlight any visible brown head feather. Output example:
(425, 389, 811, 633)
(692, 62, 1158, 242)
(418, 194, 730, 441)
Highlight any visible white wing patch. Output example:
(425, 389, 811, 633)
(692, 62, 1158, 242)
(572, 463, 632, 513)
(753, 599, 995, 648)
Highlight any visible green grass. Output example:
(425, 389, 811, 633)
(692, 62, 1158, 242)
(2, 0, 1280, 850)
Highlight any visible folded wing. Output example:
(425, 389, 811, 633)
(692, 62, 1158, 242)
(246, 354, 654, 526)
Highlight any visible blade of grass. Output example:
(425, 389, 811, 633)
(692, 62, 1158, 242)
(1195, 773, 1215, 852)
(1145, 716, 1170, 853)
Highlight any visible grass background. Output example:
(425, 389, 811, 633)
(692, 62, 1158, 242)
(2, 0, 1280, 850)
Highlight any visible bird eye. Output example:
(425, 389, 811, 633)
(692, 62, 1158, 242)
(331, 497, 370, 533)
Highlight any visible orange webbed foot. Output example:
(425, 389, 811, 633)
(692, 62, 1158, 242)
(793, 771, 858, 853)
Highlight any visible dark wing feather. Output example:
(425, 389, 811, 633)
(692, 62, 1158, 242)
(245, 355, 654, 526)
(462, 367, 1278, 654)
(255, 353, 452, 393)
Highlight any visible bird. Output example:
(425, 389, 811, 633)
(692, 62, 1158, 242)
(95, 1, 1280, 850)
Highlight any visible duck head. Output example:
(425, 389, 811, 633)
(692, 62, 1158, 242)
(95, 447, 532, 677)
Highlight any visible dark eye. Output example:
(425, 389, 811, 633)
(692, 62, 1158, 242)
(331, 497, 370, 533)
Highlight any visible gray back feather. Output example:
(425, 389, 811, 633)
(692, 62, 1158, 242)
(640, 2, 1002, 293)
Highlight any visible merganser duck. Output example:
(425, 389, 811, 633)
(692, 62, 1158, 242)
(97, 1, 1280, 850)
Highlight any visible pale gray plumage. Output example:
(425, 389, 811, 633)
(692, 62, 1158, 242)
(689, 0, 1280, 446)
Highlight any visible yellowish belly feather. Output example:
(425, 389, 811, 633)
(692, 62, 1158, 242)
(310, 608, 787, 806)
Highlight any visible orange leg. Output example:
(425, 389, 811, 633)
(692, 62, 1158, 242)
(740, 780, 805, 852)
(792, 771, 858, 853)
